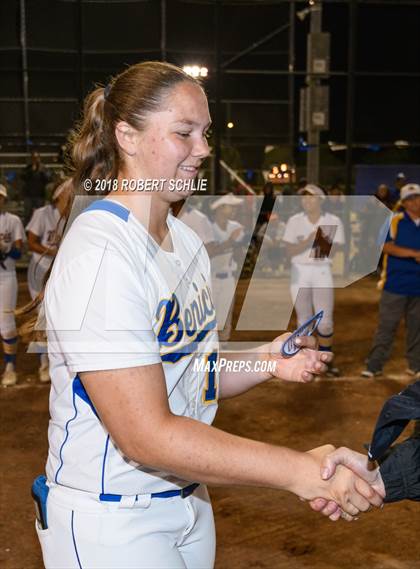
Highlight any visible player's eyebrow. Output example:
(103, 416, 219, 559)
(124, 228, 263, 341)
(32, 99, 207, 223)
(173, 119, 212, 129)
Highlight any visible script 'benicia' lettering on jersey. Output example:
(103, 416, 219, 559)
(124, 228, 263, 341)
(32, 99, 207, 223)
(156, 282, 216, 363)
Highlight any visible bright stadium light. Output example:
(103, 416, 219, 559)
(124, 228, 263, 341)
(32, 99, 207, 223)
(394, 140, 409, 148)
(183, 65, 208, 78)
(227, 122, 234, 129)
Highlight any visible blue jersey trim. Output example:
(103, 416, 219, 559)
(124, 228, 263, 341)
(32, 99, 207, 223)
(73, 375, 98, 418)
(3, 336, 17, 344)
(83, 199, 130, 222)
(54, 376, 100, 486)
(71, 511, 83, 569)
(54, 389, 78, 484)
(101, 435, 110, 495)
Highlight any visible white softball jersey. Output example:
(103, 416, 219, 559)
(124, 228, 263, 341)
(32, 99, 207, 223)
(26, 204, 65, 298)
(44, 199, 219, 497)
(282, 211, 345, 265)
(179, 206, 214, 245)
(210, 219, 243, 276)
(26, 204, 64, 261)
(0, 211, 26, 272)
(209, 219, 243, 335)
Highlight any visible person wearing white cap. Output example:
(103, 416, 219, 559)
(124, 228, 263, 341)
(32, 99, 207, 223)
(0, 183, 26, 386)
(208, 193, 244, 341)
(177, 199, 215, 247)
(282, 184, 345, 376)
(25, 178, 72, 382)
(362, 183, 420, 379)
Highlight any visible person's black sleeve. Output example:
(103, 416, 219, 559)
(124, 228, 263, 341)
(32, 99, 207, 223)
(380, 437, 420, 503)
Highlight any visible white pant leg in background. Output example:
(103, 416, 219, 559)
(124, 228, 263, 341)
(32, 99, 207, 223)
(290, 264, 334, 331)
(290, 264, 313, 326)
(36, 483, 216, 569)
(0, 271, 18, 337)
(308, 265, 334, 335)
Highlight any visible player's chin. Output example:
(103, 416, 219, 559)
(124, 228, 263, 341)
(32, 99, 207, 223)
(169, 180, 197, 200)
(164, 186, 190, 202)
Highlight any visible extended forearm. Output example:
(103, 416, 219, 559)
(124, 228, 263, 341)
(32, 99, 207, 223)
(218, 343, 273, 398)
(28, 233, 56, 256)
(132, 413, 328, 498)
(29, 241, 54, 255)
(285, 239, 312, 256)
(383, 242, 419, 259)
(206, 241, 234, 257)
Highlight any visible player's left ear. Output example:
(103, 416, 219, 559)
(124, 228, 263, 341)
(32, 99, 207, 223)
(115, 121, 139, 157)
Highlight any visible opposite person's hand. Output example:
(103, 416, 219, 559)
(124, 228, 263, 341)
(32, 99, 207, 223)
(320, 447, 386, 498)
(302, 445, 384, 521)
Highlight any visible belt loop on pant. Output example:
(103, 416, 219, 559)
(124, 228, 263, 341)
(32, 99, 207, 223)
(135, 494, 151, 508)
(120, 495, 137, 508)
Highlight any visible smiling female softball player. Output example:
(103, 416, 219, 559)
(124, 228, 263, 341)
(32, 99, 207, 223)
(33, 62, 383, 569)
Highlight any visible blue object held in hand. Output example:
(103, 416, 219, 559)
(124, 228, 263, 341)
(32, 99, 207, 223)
(280, 311, 324, 358)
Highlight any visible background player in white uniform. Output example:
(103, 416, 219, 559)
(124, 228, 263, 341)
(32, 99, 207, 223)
(282, 184, 345, 376)
(0, 184, 25, 386)
(178, 199, 214, 246)
(208, 194, 243, 341)
(26, 179, 71, 382)
(33, 62, 382, 569)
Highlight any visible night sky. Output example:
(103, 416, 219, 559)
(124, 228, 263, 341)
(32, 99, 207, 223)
(0, 0, 419, 154)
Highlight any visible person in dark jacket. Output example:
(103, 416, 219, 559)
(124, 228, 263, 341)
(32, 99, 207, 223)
(316, 380, 420, 504)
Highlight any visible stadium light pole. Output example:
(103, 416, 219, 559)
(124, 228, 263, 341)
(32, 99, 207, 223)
(214, 0, 222, 195)
(306, 0, 322, 185)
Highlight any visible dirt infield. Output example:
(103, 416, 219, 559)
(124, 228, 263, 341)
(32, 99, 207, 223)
(1, 274, 419, 569)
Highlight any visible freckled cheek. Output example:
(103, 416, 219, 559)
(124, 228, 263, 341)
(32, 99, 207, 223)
(165, 139, 191, 163)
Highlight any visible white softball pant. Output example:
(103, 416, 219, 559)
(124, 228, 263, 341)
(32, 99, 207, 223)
(35, 482, 216, 569)
(0, 271, 18, 337)
(290, 263, 334, 336)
